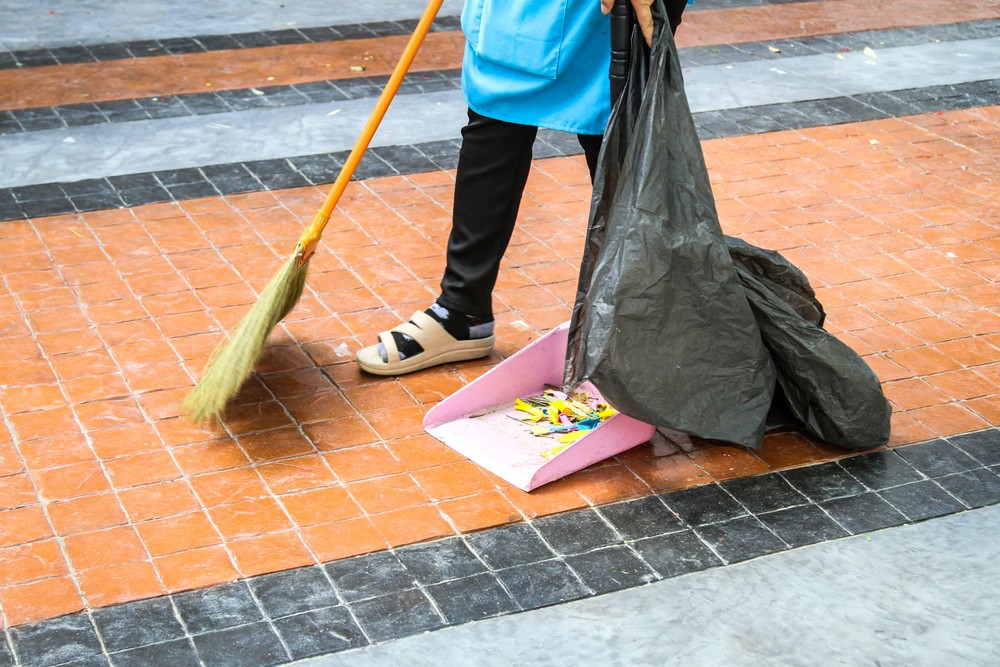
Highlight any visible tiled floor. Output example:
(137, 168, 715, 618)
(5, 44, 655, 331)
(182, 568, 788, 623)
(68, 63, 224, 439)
(1, 0, 1000, 664)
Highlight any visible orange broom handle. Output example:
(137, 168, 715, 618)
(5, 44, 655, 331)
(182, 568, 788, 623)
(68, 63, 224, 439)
(297, 0, 445, 264)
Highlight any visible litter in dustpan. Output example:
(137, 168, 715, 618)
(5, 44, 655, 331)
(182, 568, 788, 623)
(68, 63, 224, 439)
(422, 322, 654, 492)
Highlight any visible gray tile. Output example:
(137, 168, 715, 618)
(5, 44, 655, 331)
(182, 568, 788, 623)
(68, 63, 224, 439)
(597, 496, 685, 540)
(758, 504, 850, 548)
(566, 545, 658, 595)
(695, 516, 787, 563)
(948, 429, 1000, 466)
(248, 565, 340, 619)
(396, 537, 486, 585)
(895, 439, 981, 477)
(662, 483, 747, 526)
(722, 472, 808, 514)
(935, 469, 1000, 509)
(273, 606, 367, 660)
(350, 589, 444, 643)
(497, 560, 590, 610)
(93, 596, 185, 652)
(10, 613, 103, 667)
(466, 523, 555, 570)
(191, 622, 288, 667)
(533, 509, 620, 555)
(838, 449, 923, 490)
(879, 481, 967, 521)
(426, 573, 519, 624)
(781, 462, 867, 502)
(325, 551, 416, 603)
(172, 581, 263, 634)
(109, 638, 200, 667)
(822, 493, 908, 534)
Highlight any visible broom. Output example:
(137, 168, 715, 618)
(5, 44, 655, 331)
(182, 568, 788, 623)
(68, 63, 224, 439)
(183, 0, 445, 423)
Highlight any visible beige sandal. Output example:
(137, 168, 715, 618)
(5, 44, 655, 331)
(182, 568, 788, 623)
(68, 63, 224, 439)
(355, 310, 494, 376)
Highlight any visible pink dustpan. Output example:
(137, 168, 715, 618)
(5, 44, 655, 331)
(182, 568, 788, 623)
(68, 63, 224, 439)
(423, 322, 655, 491)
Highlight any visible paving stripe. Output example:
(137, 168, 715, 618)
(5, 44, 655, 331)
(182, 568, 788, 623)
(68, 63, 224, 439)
(4, 20, 999, 133)
(1, 34, 998, 197)
(3, 435, 998, 666)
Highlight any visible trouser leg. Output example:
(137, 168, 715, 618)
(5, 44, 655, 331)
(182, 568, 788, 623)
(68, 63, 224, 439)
(438, 109, 538, 319)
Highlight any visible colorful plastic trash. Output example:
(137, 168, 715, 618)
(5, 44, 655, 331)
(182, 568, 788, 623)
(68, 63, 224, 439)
(422, 322, 655, 491)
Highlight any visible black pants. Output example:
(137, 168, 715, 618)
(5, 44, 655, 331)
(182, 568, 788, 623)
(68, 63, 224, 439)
(437, 3, 687, 318)
(437, 111, 602, 318)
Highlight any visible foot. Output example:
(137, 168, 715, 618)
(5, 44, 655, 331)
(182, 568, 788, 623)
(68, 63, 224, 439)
(355, 304, 494, 376)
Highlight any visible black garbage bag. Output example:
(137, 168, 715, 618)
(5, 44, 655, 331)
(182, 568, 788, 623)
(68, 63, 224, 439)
(565, 0, 890, 451)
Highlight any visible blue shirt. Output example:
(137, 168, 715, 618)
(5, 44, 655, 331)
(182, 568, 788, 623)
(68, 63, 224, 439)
(461, 0, 612, 135)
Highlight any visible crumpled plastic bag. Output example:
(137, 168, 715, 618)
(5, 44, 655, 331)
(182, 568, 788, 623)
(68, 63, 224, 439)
(565, 0, 890, 451)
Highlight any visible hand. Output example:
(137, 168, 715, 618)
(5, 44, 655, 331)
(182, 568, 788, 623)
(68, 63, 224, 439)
(601, 0, 655, 47)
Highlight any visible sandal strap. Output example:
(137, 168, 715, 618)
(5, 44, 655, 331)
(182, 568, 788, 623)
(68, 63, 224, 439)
(395, 311, 456, 349)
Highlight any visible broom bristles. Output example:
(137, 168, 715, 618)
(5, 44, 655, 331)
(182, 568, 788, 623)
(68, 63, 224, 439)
(182, 250, 310, 423)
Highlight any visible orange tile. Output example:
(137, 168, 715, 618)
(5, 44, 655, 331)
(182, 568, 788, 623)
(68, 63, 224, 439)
(47, 493, 127, 536)
(18, 433, 93, 470)
(33, 461, 112, 503)
(0, 383, 65, 414)
(137, 511, 222, 557)
(89, 423, 162, 459)
(300, 517, 387, 562)
(209, 498, 293, 540)
(154, 545, 239, 594)
(935, 337, 1000, 367)
(687, 445, 772, 481)
(369, 505, 455, 548)
(623, 448, 713, 493)
(257, 455, 338, 495)
(171, 439, 251, 476)
(282, 390, 356, 425)
(388, 434, 466, 470)
(280, 486, 363, 527)
(0, 540, 68, 587)
(882, 378, 952, 411)
(411, 461, 498, 501)
(0, 444, 23, 477)
(9, 406, 79, 442)
(228, 531, 315, 578)
(900, 317, 972, 345)
(924, 369, 996, 402)
(753, 432, 828, 470)
(119, 480, 202, 523)
(0, 473, 37, 511)
(887, 347, 961, 376)
(323, 444, 405, 483)
(343, 382, 418, 413)
(63, 525, 148, 572)
(303, 415, 380, 452)
(189, 468, 269, 507)
(62, 373, 131, 405)
(908, 403, 991, 438)
(0, 576, 84, 626)
(347, 473, 429, 515)
(104, 450, 182, 489)
(887, 410, 937, 447)
(78, 560, 165, 608)
(438, 491, 522, 533)
(571, 464, 652, 505)
(501, 477, 589, 519)
(964, 395, 1000, 425)
(239, 426, 317, 463)
(363, 405, 428, 441)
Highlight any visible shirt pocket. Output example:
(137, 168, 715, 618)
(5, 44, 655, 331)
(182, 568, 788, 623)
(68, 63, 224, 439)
(466, 0, 569, 80)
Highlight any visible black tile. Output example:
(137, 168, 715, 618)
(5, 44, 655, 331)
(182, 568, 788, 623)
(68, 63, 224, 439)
(232, 32, 278, 48)
(370, 144, 439, 174)
(466, 523, 554, 570)
(566, 545, 657, 595)
(164, 181, 221, 200)
(781, 462, 867, 502)
(109, 638, 200, 667)
(93, 596, 184, 652)
(294, 82, 350, 104)
(70, 192, 125, 213)
(722, 473, 808, 514)
(533, 509, 620, 555)
(248, 565, 340, 619)
(201, 164, 261, 194)
(11, 182, 64, 202)
(496, 559, 590, 610)
(949, 429, 1000, 467)
(10, 613, 103, 667)
(243, 159, 311, 189)
(325, 551, 416, 602)
(262, 29, 307, 46)
(879, 481, 967, 521)
(350, 589, 444, 643)
(179, 92, 230, 115)
(159, 37, 205, 55)
(172, 581, 263, 634)
(397, 537, 486, 585)
(0, 637, 13, 667)
(94, 99, 150, 123)
(427, 573, 518, 624)
(821, 493, 908, 534)
(191, 622, 288, 667)
(196, 34, 243, 51)
(597, 496, 684, 540)
(287, 154, 341, 185)
(19, 198, 73, 219)
(139, 96, 191, 119)
(273, 606, 367, 660)
(695, 516, 786, 563)
(838, 450, 923, 491)
(298, 26, 341, 43)
(60, 177, 116, 198)
(935, 469, 1000, 509)
(122, 40, 167, 58)
(662, 483, 747, 526)
(895, 439, 981, 478)
(758, 504, 849, 548)
(631, 530, 724, 578)
(117, 186, 171, 207)
(57, 103, 106, 127)
(335, 24, 379, 40)
(89, 42, 133, 60)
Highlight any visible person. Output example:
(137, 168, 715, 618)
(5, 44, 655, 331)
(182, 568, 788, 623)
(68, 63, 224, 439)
(356, 0, 688, 375)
